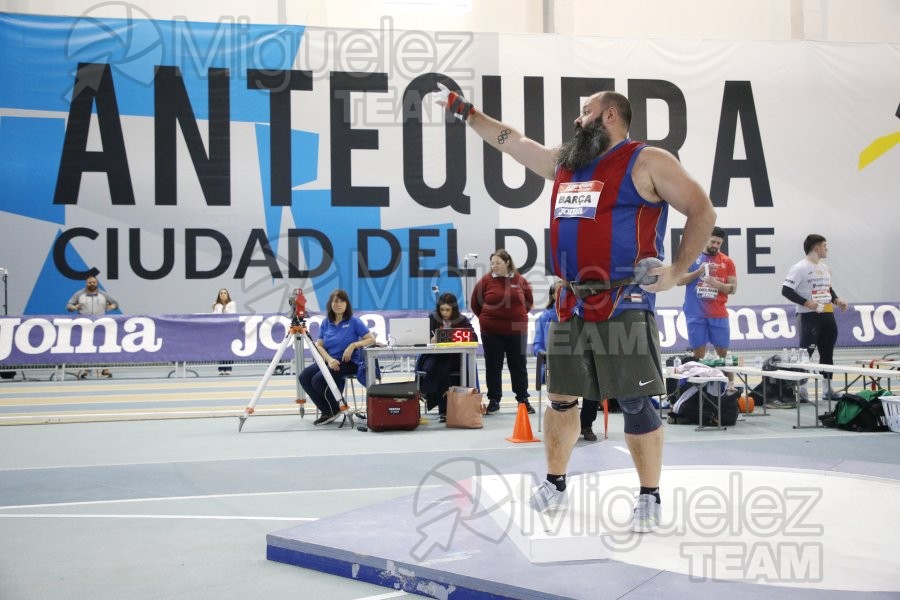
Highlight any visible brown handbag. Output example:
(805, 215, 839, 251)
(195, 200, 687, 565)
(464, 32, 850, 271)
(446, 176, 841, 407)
(445, 386, 486, 428)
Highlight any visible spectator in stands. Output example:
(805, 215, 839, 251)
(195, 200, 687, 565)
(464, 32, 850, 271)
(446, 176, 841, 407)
(212, 288, 237, 375)
(418, 291, 477, 423)
(66, 275, 118, 379)
(299, 289, 375, 425)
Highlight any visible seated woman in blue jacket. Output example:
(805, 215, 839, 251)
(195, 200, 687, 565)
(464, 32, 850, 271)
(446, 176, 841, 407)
(300, 289, 375, 426)
(418, 292, 477, 423)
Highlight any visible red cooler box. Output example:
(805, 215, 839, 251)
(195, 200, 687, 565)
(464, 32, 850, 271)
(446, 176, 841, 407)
(366, 381, 420, 432)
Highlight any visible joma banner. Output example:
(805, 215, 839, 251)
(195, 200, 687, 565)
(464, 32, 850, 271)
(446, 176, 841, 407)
(1, 304, 896, 365)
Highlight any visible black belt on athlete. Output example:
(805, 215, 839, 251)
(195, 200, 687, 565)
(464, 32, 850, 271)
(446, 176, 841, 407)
(567, 277, 636, 299)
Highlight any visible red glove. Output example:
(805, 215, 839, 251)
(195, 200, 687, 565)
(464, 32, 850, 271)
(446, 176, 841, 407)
(435, 82, 475, 121)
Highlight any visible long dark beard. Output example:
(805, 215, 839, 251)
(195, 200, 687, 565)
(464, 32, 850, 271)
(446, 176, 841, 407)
(556, 120, 612, 171)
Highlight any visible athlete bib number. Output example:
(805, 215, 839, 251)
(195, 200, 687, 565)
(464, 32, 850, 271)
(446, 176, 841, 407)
(811, 288, 830, 303)
(695, 262, 717, 300)
(811, 287, 832, 311)
(696, 283, 718, 300)
(554, 181, 603, 219)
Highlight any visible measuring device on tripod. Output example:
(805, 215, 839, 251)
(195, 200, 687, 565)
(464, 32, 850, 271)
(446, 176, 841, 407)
(238, 288, 355, 432)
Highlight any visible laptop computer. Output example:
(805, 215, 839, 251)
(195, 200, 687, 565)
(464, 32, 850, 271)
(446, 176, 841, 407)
(390, 317, 432, 347)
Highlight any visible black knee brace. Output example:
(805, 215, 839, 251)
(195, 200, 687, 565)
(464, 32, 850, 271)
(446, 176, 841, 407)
(550, 400, 579, 412)
(619, 396, 662, 434)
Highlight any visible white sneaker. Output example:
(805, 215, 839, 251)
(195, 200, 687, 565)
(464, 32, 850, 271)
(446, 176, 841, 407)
(528, 479, 568, 513)
(632, 494, 661, 533)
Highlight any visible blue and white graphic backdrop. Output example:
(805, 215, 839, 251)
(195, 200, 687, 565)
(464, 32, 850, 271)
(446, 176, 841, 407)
(1, 12, 898, 352)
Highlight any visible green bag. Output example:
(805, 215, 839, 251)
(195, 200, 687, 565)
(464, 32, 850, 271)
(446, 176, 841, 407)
(855, 389, 893, 402)
(821, 390, 891, 432)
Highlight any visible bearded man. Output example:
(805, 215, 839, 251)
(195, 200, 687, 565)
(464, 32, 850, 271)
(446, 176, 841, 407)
(66, 275, 119, 379)
(676, 226, 738, 389)
(437, 84, 716, 532)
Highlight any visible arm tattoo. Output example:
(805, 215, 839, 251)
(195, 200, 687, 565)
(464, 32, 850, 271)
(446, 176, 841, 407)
(497, 129, 511, 144)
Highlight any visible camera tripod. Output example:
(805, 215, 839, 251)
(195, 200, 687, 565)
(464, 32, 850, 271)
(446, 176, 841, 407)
(238, 289, 355, 432)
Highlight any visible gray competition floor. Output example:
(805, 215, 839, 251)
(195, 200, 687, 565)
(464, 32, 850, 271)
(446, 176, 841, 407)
(1, 351, 899, 599)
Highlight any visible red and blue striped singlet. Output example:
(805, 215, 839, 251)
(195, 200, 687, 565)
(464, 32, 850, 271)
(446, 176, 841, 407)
(549, 140, 668, 322)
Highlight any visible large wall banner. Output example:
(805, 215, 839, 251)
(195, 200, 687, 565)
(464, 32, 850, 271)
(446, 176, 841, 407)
(1, 13, 898, 348)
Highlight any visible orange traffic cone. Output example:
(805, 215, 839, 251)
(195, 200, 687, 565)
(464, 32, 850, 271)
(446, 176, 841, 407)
(506, 402, 541, 443)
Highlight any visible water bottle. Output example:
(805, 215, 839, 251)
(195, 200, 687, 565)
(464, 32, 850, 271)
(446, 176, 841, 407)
(754, 355, 763, 369)
(673, 356, 682, 373)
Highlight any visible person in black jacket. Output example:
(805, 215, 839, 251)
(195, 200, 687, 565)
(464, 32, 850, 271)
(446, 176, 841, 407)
(418, 292, 477, 423)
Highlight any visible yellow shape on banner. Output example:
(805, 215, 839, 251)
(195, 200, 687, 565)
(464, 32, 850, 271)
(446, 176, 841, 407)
(858, 131, 900, 170)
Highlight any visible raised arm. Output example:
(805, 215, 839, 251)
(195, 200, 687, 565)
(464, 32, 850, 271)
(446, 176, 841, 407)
(467, 112, 557, 180)
(436, 83, 557, 180)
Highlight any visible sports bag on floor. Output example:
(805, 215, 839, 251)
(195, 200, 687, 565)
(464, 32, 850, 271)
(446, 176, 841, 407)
(819, 391, 890, 432)
(669, 381, 739, 426)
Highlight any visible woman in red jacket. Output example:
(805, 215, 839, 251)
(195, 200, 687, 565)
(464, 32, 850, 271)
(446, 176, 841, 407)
(471, 249, 534, 414)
